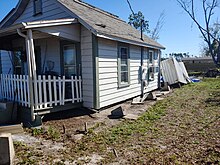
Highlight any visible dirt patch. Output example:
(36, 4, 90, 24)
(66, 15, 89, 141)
(13, 79, 220, 164)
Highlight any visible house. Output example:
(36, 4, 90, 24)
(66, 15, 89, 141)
(182, 57, 216, 72)
(0, 0, 165, 123)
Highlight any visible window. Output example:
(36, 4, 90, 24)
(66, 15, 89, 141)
(14, 51, 22, 75)
(63, 44, 77, 77)
(148, 67, 154, 81)
(149, 50, 153, 63)
(33, 0, 42, 16)
(154, 51, 158, 60)
(118, 45, 130, 87)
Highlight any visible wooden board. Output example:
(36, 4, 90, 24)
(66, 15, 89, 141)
(0, 124, 23, 135)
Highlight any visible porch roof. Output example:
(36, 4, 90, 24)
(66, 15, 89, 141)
(0, 18, 78, 37)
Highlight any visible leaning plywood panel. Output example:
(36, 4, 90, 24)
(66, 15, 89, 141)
(179, 62, 190, 82)
(173, 58, 188, 84)
(161, 57, 189, 85)
(161, 58, 178, 85)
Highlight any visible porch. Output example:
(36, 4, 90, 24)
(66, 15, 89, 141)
(0, 74, 82, 112)
(0, 19, 84, 121)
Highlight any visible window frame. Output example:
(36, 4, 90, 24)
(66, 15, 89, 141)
(149, 50, 154, 64)
(62, 44, 77, 77)
(13, 48, 25, 75)
(33, 0, 42, 16)
(118, 43, 130, 88)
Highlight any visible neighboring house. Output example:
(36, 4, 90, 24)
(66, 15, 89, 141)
(182, 57, 216, 72)
(0, 0, 165, 122)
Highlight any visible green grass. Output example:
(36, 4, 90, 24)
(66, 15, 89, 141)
(15, 78, 220, 164)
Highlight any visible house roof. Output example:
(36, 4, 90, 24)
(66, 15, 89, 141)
(57, 0, 165, 49)
(0, 0, 165, 49)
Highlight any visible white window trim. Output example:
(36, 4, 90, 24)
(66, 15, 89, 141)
(118, 45, 130, 88)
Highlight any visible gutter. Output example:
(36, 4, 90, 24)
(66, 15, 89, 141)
(96, 33, 165, 50)
(23, 18, 78, 29)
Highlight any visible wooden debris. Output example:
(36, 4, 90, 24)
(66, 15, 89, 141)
(123, 114, 139, 120)
(62, 124, 66, 134)
(84, 122, 88, 134)
(0, 124, 23, 135)
(113, 148, 118, 158)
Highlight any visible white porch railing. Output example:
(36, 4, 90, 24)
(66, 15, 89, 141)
(0, 74, 82, 110)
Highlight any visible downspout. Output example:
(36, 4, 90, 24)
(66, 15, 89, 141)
(158, 50, 162, 89)
(141, 47, 144, 97)
(140, 19, 144, 97)
(17, 28, 35, 121)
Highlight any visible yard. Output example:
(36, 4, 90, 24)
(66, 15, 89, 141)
(14, 78, 220, 164)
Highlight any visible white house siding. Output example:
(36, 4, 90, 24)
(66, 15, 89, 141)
(81, 26, 94, 108)
(36, 24, 80, 42)
(143, 48, 159, 93)
(0, 50, 13, 74)
(14, 0, 71, 24)
(98, 38, 142, 108)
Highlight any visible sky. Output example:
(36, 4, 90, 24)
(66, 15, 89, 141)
(0, 0, 219, 57)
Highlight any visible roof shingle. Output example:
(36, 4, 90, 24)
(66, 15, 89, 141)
(57, 0, 165, 49)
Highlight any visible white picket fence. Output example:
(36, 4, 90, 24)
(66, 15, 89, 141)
(0, 74, 82, 110)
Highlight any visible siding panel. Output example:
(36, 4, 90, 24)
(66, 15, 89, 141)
(14, 0, 71, 24)
(81, 26, 94, 108)
(98, 38, 160, 108)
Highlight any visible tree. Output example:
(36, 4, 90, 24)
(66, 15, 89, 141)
(127, 0, 149, 33)
(202, 21, 220, 56)
(150, 11, 165, 41)
(177, 0, 220, 67)
(128, 11, 149, 32)
(169, 52, 190, 61)
(126, 0, 164, 40)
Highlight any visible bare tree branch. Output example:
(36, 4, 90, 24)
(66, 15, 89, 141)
(126, 0, 135, 15)
(177, 0, 220, 67)
(150, 11, 165, 41)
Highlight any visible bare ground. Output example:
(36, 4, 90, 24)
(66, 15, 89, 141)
(13, 78, 220, 164)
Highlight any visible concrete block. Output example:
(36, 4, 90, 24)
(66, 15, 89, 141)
(109, 107, 124, 119)
(0, 133, 15, 165)
(146, 92, 157, 101)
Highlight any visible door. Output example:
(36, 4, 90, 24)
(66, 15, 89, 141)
(61, 42, 81, 77)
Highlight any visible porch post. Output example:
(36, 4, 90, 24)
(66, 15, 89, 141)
(17, 29, 36, 121)
(27, 29, 38, 111)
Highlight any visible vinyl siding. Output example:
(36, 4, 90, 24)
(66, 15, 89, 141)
(143, 48, 160, 93)
(98, 38, 160, 108)
(14, 0, 71, 24)
(36, 24, 80, 42)
(0, 50, 13, 74)
(98, 38, 142, 108)
(81, 26, 94, 108)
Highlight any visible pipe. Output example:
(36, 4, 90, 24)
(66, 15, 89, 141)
(140, 47, 144, 97)
(17, 28, 35, 121)
(141, 20, 144, 41)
